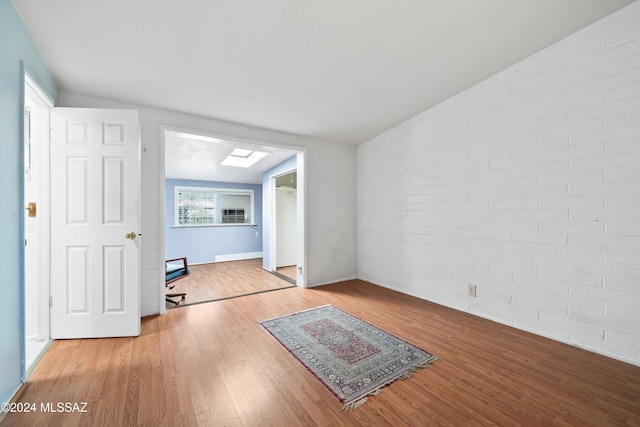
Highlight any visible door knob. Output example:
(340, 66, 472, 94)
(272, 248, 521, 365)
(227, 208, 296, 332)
(125, 232, 136, 240)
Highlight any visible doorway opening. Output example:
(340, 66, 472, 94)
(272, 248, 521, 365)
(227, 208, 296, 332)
(271, 170, 297, 283)
(161, 127, 305, 311)
(22, 74, 54, 379)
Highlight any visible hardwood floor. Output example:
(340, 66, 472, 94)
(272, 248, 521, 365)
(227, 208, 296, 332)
(276, 265, 297, 280)
(166, 258, 293, 309)
(4, 280, 639, 426)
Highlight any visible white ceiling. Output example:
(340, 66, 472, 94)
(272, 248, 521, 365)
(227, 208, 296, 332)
(164, 130, 298, 184)
(15, 0, 633, 147)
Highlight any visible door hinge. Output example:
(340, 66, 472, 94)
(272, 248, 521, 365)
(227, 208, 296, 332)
(49, 296, 53, 308)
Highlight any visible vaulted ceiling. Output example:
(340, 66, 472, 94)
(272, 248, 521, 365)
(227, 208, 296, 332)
(15, 0, 633, 145)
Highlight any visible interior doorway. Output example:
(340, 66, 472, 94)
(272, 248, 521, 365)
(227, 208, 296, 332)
(161, 127, 305, 311)
(272, 170, 297, 282)
(22, 74, 53, 378)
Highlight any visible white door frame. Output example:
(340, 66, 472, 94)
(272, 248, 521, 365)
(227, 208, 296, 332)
(269, 168, 296, 273)
(22, 72, 54, 378)
(271, 159, 306, 287)
(159, 125, 307, 313)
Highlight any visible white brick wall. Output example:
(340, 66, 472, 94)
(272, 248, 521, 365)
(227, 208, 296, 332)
(357, 2, 640, 365)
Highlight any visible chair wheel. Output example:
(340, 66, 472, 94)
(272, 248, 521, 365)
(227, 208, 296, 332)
(181, 296, 186, 301)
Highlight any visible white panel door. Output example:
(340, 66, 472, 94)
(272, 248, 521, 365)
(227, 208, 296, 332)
(50, 108, 140, 338)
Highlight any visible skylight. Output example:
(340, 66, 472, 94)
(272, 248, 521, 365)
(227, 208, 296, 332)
(229, 148, 253, 158)
(221, 148, 268, 168)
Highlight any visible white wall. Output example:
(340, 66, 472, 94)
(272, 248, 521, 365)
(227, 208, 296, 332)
(61, 91, 357, 315)
(357, 2, 640, 366)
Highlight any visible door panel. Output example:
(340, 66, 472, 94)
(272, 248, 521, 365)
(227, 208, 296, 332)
(103, 157, 125, 223)
(66, 157, 89, 224)
(103, 246, 125, 312)
(50, 108, 140, 338)
(67, 246, 89, 313)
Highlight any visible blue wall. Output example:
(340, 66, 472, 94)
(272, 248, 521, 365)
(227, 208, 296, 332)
(165, 179, 263, 264)
(0, 1, 58, 404)
(262, 155, 298, 270)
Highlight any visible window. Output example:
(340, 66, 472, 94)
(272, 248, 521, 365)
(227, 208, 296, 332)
(222, 209, 245, 223)
(174, 186, 253, 226)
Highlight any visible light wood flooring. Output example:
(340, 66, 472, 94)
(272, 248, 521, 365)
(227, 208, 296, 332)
(166, 258, 293, 309)
(4, 280, 639, 426)
(276, 265, 297, 280)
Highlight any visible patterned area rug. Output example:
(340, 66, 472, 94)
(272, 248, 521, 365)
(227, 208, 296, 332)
(259, 304, 438, 410)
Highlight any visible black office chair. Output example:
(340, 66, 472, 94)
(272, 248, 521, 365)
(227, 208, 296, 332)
(166, 257, 189, 305)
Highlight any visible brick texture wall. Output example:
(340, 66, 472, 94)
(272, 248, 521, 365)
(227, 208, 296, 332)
(357, 2, 640, 365)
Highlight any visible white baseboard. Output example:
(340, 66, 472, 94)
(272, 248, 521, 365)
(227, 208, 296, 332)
(214, 251, 263, 263)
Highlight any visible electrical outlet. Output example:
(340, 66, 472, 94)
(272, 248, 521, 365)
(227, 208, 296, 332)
(255, 231, 260, 238)
(468, 284, 477, 297)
